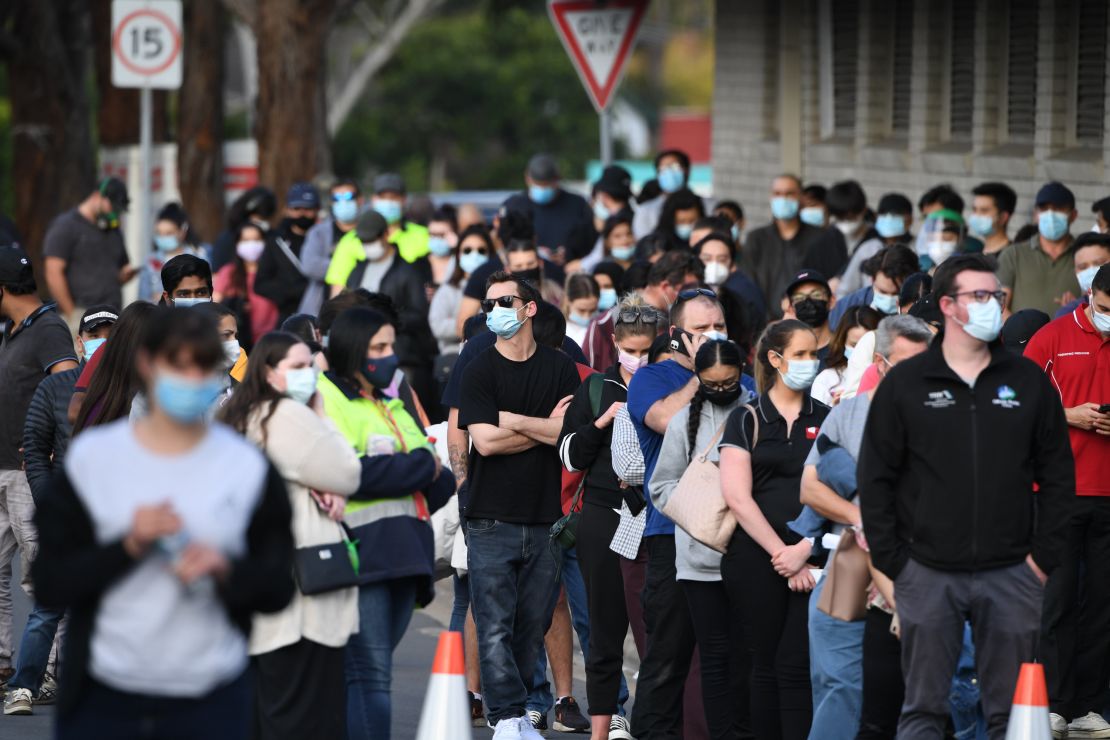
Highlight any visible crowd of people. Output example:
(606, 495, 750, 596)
(0, 148, 1107, 740)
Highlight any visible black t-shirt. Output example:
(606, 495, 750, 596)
(458, 343, 580, 524)
(719, 392, 829, 541)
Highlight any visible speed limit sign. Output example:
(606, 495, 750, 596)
(111, 0, 183, 89)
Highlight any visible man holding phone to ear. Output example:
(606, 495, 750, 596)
(1024, 258, 1110, 737)
(626, 287, 756, 738)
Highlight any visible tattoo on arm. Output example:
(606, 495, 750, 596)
(448, 443, 468, 483)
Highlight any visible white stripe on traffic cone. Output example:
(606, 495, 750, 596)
(1005, 663, 1051, 740)
(415, 630, 472, 740)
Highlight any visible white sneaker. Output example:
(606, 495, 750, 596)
(520, 715, 546, 740)
(493, 717, 525, 739)
(3, 688, 32, 716)
(1051, 713, 1070, 739)
(1068, 712, 1110, 739)
(608, 714, 634, 740)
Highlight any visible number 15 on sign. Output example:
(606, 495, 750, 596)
(111, 0, 183, 90)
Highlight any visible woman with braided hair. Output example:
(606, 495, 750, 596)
(648, 338, 756, 739)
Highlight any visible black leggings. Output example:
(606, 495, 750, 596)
(682, 580, 754, 740)
(576, 501, 629, 715)
(855, 609, 904, 740)
(722, 533, 812, 740)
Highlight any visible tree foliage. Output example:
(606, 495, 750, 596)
(332, 5, 599, 191)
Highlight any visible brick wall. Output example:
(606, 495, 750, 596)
(713, 0, 1110, 235)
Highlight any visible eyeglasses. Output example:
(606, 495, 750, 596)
(332, 191, 356, 202)
(480, 295, 524, 313)
(949, 290, 1005, 304)
(616, 307, 663, 325)
(791, 290, 830, 304)
(461, 246, 488, 256)
(676, 287, 717, 302)
(700, 379, 740, 393)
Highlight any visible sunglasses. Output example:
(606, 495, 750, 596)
(332, 191, 356, 202)
(677, 287, 716, 302)
(480, 295, 525, 313)
(616, 307, 663, 325)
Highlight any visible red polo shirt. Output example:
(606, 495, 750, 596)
(1024, 305, 1110, 496)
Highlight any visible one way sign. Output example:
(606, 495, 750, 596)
(548, 0, 648, 112)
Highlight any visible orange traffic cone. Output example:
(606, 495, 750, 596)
(415, 630, 472, 740)
(1005, 663, 1051, 740)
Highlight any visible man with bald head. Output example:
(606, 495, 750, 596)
(741, 174, 828, 318)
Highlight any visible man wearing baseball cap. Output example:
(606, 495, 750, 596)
(997, 181, 1081, 316)
(783, 269, 837, 366)
(368, 172, 431, 267)
(255, 182, 319, 323)
(4, 304, 116, 715)
(0, 243, 78, 691)
(42, 177, 137, 329)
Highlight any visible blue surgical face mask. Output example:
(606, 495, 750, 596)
(593, 201, 611, 222)
(173, 296, 211, 308)
(799, 206, 825, 227)
(658, 167, 685, 194)
(702, 330, 728, 342)
(486, 305, 525, 338)
(967, 214, 995, 238)
(154, 235, 180, 252)
(770, 196, 800, 221)
(362, 354, 400, 389)
(598, 288, 618, 311)
(332, 199, 359, 224)
(958, 297, 1003, 343)
(568, 312, 593, 328)
(844, 346, 854, 360)
(1092, 304, 1110, 333)
(458, 250, 488, 275)
(871, 291, 900, 315)
(610, 245, 636, 261)
(774, 352, 820, 390)
(282, 367, 318, 405)
(372, 198, 403, 224)
(1038, 210, 1069, 241)
(1077, 265, 1103, 294)
(428, 236, 452, 257)
(529, 185, 557, 205)
(82, 337, 107, 358)
(875, 214, 906, 239)
(154, 373, 223, 423)
(675, 223, 694, 241)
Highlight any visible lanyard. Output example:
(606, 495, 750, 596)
(372, 398, 409, 453)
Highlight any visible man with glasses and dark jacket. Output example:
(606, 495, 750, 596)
(860, 254, 1073, 740)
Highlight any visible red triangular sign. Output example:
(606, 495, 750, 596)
(548, 0, 648, 112)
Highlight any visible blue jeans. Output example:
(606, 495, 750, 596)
(807, 577, 866, 740)
(10, 601, 63, 692)
(527, 546, 630, 716)
(949, 623, 988, 740)
(466, 519, 560, 724)
(450, 573, 469, 633)
(345, 577, 418, 740)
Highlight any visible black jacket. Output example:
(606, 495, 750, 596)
(558, 365, 628, 509)
(859, 338, 1074, 580)
(22, 366, 82, 499)
(254, 222, 309, 323)
(346, 256, 437, 369)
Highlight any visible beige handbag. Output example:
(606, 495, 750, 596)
(816, 528, 870, 621)
(661, 405, 758, 554)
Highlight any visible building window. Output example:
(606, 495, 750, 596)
(1005, 0, 1038, 144)
(948, 2, 974, 141)
(1075, 0, 1107, 147)
(890, 0, 913, 137)
(831, 0, 859, 137)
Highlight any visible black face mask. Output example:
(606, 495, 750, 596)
(513, 268, 542, 286)
(794, 298, 829, 328)
(292, 215, 316, 232)
(96, 210, 120, 231)
(702, 385, 742, 407)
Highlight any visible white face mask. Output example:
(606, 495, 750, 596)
(222, 339, 242, 367)
(703, 261, 730, 286)
(835, 220, 862, 237)
(364, 240, 385, 261)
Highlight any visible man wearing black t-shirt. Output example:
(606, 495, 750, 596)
(458, 271, 580, 736)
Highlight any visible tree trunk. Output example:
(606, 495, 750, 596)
(90, 0, 170, 146)
(252, 0, 337, 206)
(177, 0, 227, 242)
(7, 0, 96, 277)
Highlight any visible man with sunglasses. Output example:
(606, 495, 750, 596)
(626, 289, 755, 739)
(860, 254, 1073, 740)
(296, 179, 363, 315)
(458, 272, 581, 738)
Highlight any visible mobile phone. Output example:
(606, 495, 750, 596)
(669, 327, 691, 356)
(1098, 404, 1110, 414)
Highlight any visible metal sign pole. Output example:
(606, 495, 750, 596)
(599, 107, 613, 166)
(139, 84, 152, 261)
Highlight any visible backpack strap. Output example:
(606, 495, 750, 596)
(587, 372, 605, 418)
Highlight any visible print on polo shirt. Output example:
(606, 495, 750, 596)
(992, 385, 1021, 409)
(924, 390, 956, 409)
